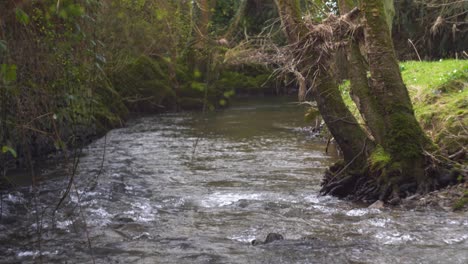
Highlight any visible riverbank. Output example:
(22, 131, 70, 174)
(399, 182, 468, 211)
(402, 60, 468, 211)
(0, 53, 281, 178)
(3, 60, 467, 194)
(1, 1, 282, 178)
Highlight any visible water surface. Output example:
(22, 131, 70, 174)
(1, 97, 467, 263)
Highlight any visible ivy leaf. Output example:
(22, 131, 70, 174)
(2, 146, 17, 158)
(15, 8, 30, 25)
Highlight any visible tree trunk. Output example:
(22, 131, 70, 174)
(275, 0, 373, 170)
(312, 73, 373, 166)
(334, 46, 349, 83)
(361, 0, 434, 193)
(275, 0, 443, 201)
(338, 0, 386, 144)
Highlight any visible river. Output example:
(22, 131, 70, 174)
(1, 97, 467, 263)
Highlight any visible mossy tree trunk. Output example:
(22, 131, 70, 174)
(311, 73, 374, 169)
(338, 0, 386, 144)
(275, 0, 442, 201)
(275, 0, 373, 171)
(360, 0, 434, 194)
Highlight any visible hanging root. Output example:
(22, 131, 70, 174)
(320, 162, 379, 201)
(320, 162, 400, 202)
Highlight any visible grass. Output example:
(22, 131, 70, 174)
(401, 60, 467, 89)
(401, 60, 467, 155)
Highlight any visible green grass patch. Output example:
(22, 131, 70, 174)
(402, 60, 467, 155)
(400, 60, 467, 89)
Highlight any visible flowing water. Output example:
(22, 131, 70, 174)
(1, 97, 467, 264)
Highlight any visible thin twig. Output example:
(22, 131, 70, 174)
(408, 39, 422, 61)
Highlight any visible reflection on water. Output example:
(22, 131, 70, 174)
(1, 97, 467, 263)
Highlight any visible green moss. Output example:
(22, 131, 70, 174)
(386, 112, 425, 160)
(369, 145, 392, 171)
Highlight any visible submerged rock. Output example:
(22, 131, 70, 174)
(113, 215, 135, 223)
(251, 233, 284, 246)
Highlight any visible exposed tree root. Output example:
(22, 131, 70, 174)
(320, 156, 461, 204)
(320, 163, 379, 202)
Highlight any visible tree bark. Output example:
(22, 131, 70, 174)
(275, 0, 441, 200)
(338, 0, 386, 144)
(275, 0, 373, 169)
(361, 0, 433, 191)
(312, 73, 373, 165)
